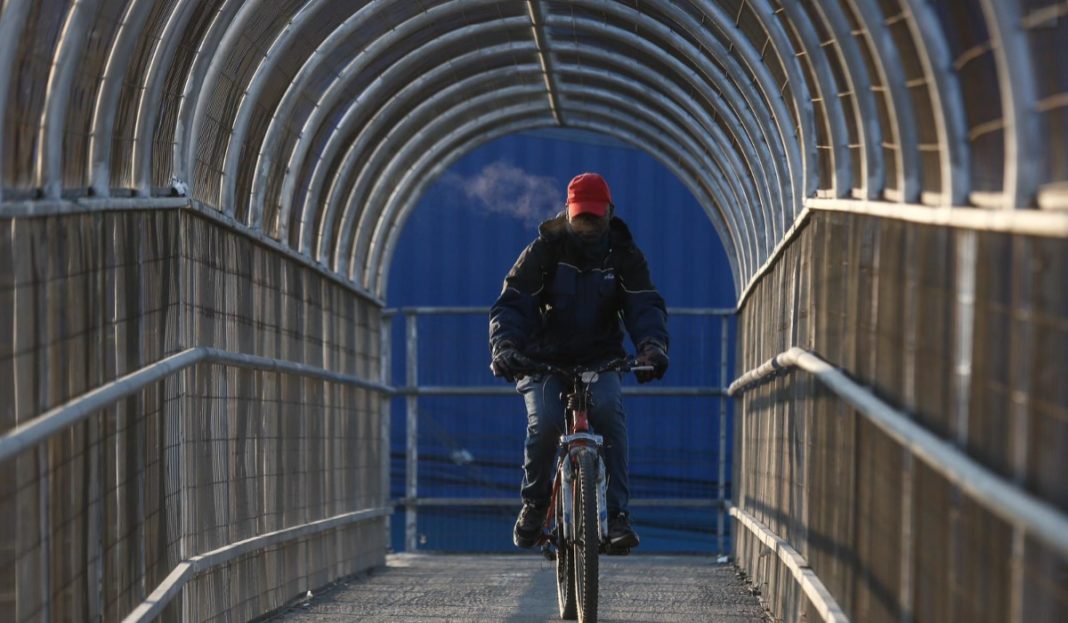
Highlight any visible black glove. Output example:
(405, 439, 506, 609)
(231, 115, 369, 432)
(634, 340, 669, 383)
(490, 342, 534, 382)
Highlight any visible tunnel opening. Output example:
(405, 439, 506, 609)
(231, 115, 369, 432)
(380, 127, 738, 554)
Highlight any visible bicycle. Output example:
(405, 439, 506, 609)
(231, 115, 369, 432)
(517, 357, 653, 623)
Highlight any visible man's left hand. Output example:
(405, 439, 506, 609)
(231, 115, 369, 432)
(635, 341, 669, 383)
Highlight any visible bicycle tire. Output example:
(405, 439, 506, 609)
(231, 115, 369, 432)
(574, 449, 600, 622)
(556, 505, 577, 620)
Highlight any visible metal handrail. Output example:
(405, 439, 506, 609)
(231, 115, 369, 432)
(121, 506, 391, 623)
(729, 503, 848, 623)
(728, 346, 1068, 559)
(0, 347, 394, 463)
(0, 346, 397, 623)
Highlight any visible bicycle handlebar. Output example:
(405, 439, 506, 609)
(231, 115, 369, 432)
(518, 356, 652, 380)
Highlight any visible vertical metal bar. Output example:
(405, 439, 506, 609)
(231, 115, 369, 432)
(899, 452, 915, 623)
(953, 231, 976, 446)
(177, 215, 191, 619)
(717, 314, 729, 554)
(1008, 527, 1025, 623)
(405, 313, 419, 552)
(86, 414, 102, 621)
(1007, 236, 1034, 623)
(899, 227, 918, 623)
(38, 446, 51, 623)
(380, 315, 392, 547)
(947, 229, 977, 623)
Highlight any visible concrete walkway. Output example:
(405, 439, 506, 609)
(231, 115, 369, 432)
(271, 553, 768, 622)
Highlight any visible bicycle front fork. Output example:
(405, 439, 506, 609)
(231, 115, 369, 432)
(557, 446, 609, 543)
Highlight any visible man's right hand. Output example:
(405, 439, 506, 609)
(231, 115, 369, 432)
(490, 342, 534, 382)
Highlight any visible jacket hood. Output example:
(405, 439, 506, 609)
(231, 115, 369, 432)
(537, 211, 636, 249)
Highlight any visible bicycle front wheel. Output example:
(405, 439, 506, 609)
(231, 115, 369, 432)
(573, 449, 600, 622)
(556, 511, 577, 619)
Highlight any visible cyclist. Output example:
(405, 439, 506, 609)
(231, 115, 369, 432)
(489, 172, 670, 550)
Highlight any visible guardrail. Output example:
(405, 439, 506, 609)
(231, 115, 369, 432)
(728, 347, 1068, 559)
(1, 346, 393, 622)
(383, 306, 735, 552)
(728, 346, 1068, 623)
(0, 347, 392, 463)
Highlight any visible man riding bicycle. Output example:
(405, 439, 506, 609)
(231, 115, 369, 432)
(489, 172, 670, 551)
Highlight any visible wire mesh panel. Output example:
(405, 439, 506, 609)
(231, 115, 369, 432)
(735, 209, 1068, 622)
(0, 208, 388, 621)
(0, 375, 183, 622)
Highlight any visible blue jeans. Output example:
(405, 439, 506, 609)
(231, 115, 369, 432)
(516, 371, 629, 514)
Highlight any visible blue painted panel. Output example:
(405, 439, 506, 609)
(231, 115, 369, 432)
(387, 129, 735, 308)
(386, 129, 737, 553)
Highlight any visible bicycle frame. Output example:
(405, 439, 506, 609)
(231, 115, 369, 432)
(522, 358, 651, 621)
(533, 359, 649, 551)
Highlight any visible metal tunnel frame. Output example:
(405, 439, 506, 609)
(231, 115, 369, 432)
(2, 0, 1062, 296)
(2, 1, 1068, 622)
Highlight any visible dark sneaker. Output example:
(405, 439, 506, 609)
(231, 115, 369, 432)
(608, 512, 640, 548)
(513, 502, 548, 548)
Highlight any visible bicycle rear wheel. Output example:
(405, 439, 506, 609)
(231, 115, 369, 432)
(574, 449, 600, 622)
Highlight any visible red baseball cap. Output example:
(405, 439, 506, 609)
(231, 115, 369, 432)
(566, 173, 612, 218)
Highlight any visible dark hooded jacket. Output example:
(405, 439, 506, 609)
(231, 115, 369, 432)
(489, 213, 669, 365)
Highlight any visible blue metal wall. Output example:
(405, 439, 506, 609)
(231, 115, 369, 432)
(386, 129, 737, 553)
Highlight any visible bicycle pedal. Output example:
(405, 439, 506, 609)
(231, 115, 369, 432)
(541, 543, 556, 561)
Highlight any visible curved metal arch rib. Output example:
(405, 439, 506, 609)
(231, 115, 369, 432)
(170, 0, 247, 191)
(777, 0, 853, 197)
(554, 73, 758, 277)
(311, 30, 767, 275)
(372, 117, 554, 294)
(551, 43, 777, 258)
(332, 48, 759, 286)
(544, 8, 795, 245)
(0, 0, 33, 200)
(184, 0, 280, 208)
(36, 0, 98, 199)
(373, 111, 744, 297)
(840, 0, 921, 202)
(653, 0, 807, 223)
(901, 0, 971, 205)
(310, 54, 543, 263)
(358, 98, 746, 291)
(978, 0, 1042, 208)
(551, 38, 773, 260)
(88, 0, 159, 196)
(702, 0, 820, 203)
(345, 89, 556, 278)
(805, 0, 885, 197)
(247, 0, 403, 231)
(132, 0, 201, 196)
(273, 0, 524, 241)
(217, 0, 352, 220)
(357, 89, 751, 286)
(292, 19, 537, 258)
